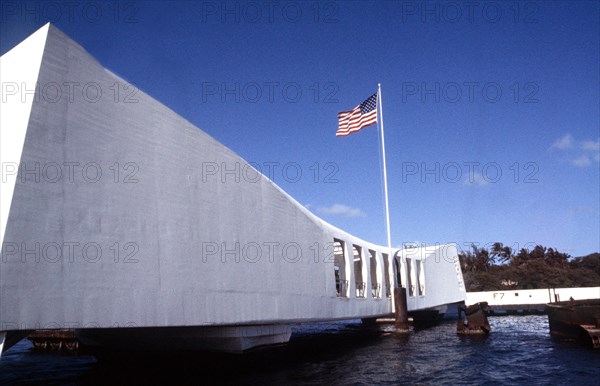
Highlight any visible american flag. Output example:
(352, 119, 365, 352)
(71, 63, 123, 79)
(336, 93, 378, 136)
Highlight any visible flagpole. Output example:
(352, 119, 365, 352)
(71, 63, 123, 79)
(378, 83, 394, 313)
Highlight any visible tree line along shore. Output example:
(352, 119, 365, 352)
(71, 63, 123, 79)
(458, 243, 600, 292)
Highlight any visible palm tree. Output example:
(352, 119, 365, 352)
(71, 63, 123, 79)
(514, 248, 530, 266)
(473, 245, 491, 272)
(502, 245, 513, 264)
(531, 245, 546, 260)
(490, 242, 503, 265)
(490, 242, 513, 265)
(544, 247, 570, 268)
(458, 250, 476, 272)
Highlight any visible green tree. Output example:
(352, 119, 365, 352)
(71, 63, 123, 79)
(544, 247, 569, 268)
(490, 242, 513, 264)
(473, 245, 492, 272)
(460, 243, 599, 291)
(530, 245, 546, 260)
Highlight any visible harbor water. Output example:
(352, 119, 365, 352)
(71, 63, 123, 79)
(1, 315, 598, 385)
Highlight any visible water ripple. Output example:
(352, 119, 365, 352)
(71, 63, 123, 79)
(0, 316, 599, 385)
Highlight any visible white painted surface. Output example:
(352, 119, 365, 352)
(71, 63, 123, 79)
(0, 25, 467, 332)
(466, 287, 600, 306)
(399, 244, 467, 311)
(0, 23, 49, 248)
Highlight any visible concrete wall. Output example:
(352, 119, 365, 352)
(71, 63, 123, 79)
(0, 24, 466, 332)
(399, 244, 467, 311)
(466, 287, 600, 307)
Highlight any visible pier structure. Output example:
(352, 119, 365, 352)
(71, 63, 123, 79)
(466, 287, 600, 315)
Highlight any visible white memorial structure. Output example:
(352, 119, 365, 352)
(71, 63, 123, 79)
(0, 24, 466, 355)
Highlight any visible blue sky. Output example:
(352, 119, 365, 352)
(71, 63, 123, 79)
(1, 1, 599, 257)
